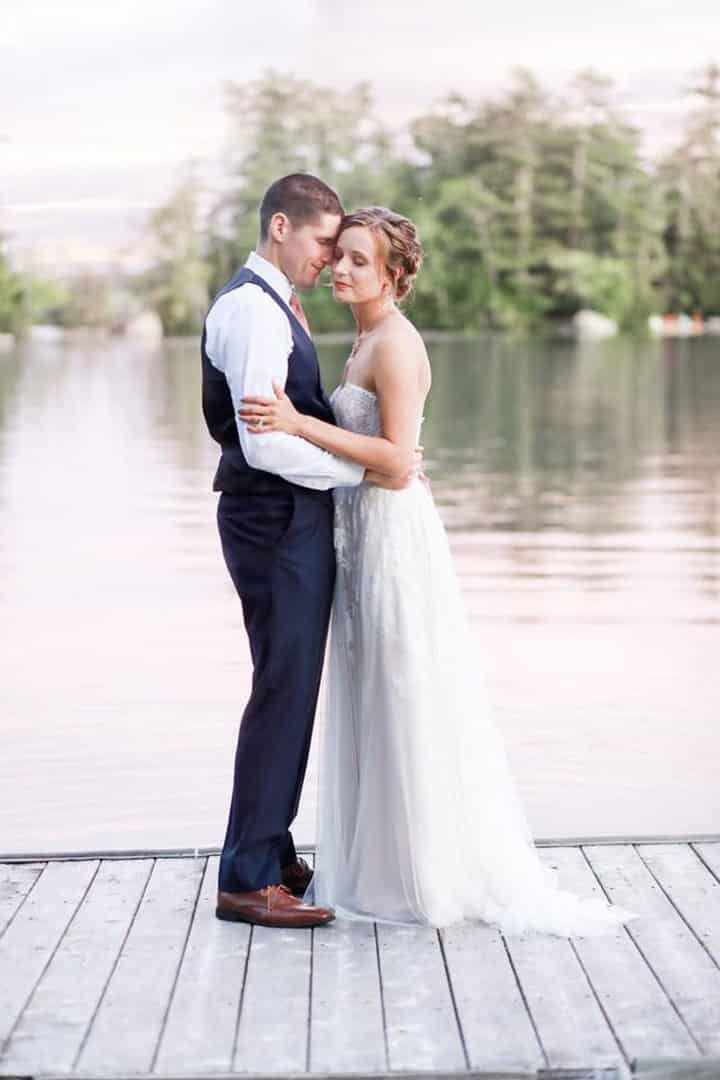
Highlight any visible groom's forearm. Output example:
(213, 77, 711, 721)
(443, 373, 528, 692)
(247, 429, 366, 490)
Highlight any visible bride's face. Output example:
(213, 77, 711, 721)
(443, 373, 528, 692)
(331, 226, 389, 305)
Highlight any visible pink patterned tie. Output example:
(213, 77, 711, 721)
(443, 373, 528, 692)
(289, 290, 311, 337)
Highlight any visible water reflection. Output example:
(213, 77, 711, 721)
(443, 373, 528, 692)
(1, 335, 718, 854)
(326, 335, 720, 537)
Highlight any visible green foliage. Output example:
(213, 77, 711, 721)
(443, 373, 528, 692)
(22, 275, 72, 327)
(545, 251, 633, 321)
(55, 274, 113, 329)
(7, 65, 720, 335)
(145, 178, 211, 335)
(203, 72, 392, 332)
(0, 248, 26, 334)
(659, 64, 720, 313)
(0, 239, 77, 335)
(137, 61, 720, 333)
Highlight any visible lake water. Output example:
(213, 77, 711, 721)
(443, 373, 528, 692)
(1, 333, 718, 855)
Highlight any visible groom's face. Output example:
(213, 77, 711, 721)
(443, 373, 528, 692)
(281, 212, 342, 290)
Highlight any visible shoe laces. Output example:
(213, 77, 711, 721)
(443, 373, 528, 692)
(259, 883, 292, 910)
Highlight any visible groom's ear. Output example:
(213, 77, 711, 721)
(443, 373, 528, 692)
(269, 212, 290, 244)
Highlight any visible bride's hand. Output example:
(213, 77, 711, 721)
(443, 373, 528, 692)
(238, 380, 303, 436)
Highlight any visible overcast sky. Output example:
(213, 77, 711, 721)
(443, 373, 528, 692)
(2, 0, 718, 271)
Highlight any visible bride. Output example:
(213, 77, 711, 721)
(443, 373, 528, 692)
(238, 206, 641, 936)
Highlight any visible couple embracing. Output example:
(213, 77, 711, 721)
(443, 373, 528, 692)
(201, 173, 639, 937)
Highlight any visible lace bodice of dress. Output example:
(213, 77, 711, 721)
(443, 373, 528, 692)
(330, 382, 382, 436)
(330, 381, 424, 441)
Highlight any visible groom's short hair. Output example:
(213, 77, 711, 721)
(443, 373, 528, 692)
(259, 174, 344, 240)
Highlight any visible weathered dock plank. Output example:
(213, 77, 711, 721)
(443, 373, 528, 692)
(693, 841, 720, 881)
(310, 919, 387, 1073)
(0, 858, 152, 1074)
(502, 908, 623, 1070)
(637, 843, 720, 967)
(153, 855, 250, 1074)
(375, 923, 466, 1072)
(75, 855, 205, 1073)
(0, 861, 44, 937)
(539, 848, 700, 1064)
(440, 920, 543, 1071)
(0, 844, 718, 1079)
(0, 859, 98, 1052)
(586, 844, 720, 1055)
(232, 923, 312, 1073)
(632, 1058, 720, 1079)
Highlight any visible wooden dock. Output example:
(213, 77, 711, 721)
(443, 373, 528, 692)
(1, 841, 719, 1080)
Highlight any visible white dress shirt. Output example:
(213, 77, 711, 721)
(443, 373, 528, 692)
(204, 251, 365, 491)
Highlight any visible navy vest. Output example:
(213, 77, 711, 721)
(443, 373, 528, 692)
(201, 267, 337, 497)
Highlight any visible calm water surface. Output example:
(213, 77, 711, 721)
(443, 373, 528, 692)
(1, 334, 718, 854)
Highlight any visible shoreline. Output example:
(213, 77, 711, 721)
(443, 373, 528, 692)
(2, 831, 719, 864)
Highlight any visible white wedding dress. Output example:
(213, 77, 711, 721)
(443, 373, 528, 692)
(309, 381, 641, 936)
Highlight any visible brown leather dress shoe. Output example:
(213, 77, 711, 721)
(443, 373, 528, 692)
(215, 884, 335, 928)
(281, 855, 314, 896)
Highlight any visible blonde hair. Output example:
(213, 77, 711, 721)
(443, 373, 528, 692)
(339, 206, 423, 300)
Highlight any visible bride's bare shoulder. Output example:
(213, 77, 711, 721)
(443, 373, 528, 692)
(371, 314, 430, 388)
(385, 310, 425, 348)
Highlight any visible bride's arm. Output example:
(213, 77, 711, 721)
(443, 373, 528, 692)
(239, 337, 425, 479)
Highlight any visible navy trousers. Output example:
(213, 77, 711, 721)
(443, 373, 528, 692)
(216, 487, 336, 893)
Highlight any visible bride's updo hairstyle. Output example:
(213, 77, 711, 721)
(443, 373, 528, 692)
(339, 207, 423, 301)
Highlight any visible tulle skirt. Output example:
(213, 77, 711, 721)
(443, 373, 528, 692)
(307, 479, 642, 937)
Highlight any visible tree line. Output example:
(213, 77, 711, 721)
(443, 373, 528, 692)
(3, 64, 720, 336)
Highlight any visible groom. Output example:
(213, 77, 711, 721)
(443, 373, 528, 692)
(202, 173, 416, 928)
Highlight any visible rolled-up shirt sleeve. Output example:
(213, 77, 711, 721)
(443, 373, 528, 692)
(205, 286, 365, 490)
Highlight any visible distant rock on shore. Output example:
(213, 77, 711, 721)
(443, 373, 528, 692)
(572, 309, 618, 339)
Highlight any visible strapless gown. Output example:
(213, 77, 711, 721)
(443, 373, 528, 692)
(307, 381, 642, 936)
